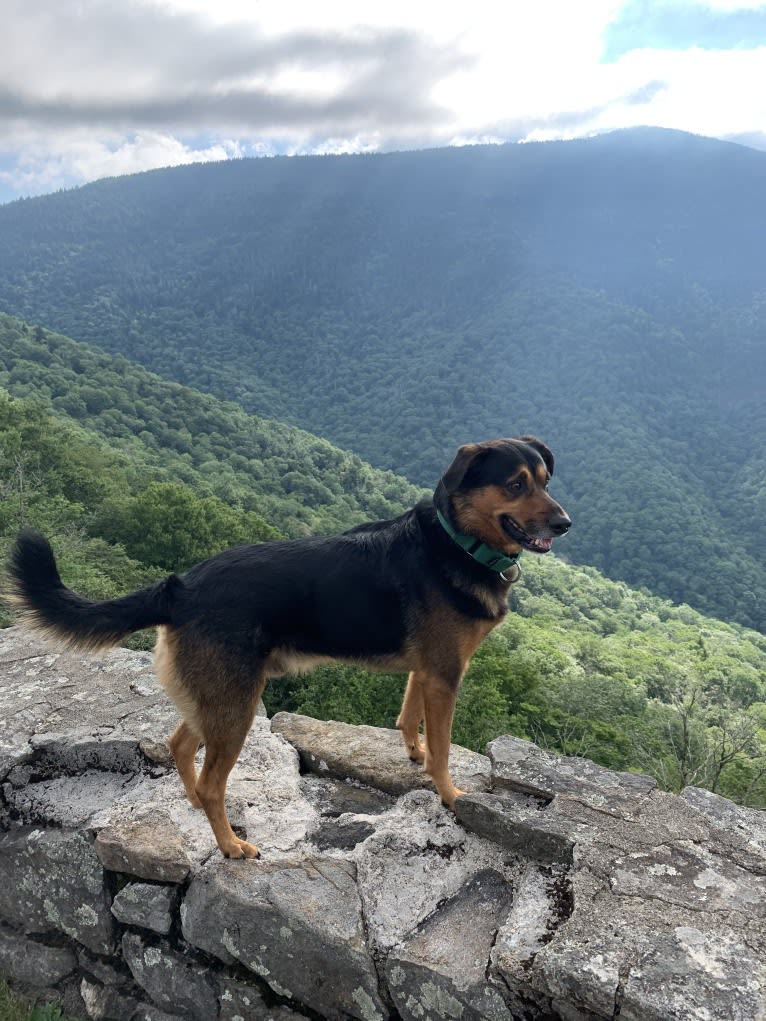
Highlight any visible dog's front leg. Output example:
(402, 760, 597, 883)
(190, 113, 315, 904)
(421, 672, 464, 809)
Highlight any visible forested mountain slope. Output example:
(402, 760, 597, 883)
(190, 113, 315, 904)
(0, 314, 423, 542)
(0, 321, 765, 809)
(0, 129, 764, 628)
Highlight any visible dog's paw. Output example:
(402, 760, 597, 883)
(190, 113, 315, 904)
(406, 740, 426, 765)
(222, 837, 261, 859)
(439, 787, 466, 811)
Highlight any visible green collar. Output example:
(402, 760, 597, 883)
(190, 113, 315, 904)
(436, 508, 521, 578)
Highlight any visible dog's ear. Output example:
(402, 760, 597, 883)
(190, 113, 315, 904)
(518, 435, 555, 476)
(441, 443, 489, 492)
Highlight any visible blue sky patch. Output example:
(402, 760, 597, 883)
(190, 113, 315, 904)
(602, 1, 766, 61)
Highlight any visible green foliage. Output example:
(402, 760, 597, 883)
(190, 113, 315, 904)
(0, 314, 424, 541)
(0, 134, 765, 628)
(93, 482, 279, 571)
(0, 980, 82, 1021)
(1, 365, 766, 807)
(0, 319, 765, 809)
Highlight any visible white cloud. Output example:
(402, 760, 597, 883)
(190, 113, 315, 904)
(0, 132, 245, 196)
(1, 0, 766, 200)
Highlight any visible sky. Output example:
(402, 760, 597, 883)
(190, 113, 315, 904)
(1, 0, 765, 203)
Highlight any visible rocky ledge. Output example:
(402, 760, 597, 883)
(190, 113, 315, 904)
(0, 625, 765, 1021)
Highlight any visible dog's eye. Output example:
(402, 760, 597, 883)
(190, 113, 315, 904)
(507, 478, 526, 495)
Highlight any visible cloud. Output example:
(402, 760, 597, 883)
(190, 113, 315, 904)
(0, 0, 467, 138)
(1, 0, 766, 200)
(0, 0, 476, 197)
(0, 131, 248, 196)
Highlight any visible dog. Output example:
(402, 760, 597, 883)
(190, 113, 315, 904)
(7, 436, 570, 859)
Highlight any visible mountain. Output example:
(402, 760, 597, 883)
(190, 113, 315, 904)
(0, 129, 764, 629)
(0, 313, 423, 546)
(0, 312, 765, 806)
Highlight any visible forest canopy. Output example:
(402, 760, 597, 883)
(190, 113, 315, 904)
(0, 321, 765, 810)
(0, 130, 763, 629)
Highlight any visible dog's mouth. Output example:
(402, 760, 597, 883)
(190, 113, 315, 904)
(501, 515, 554, 554)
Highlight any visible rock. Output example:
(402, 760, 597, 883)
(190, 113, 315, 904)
(132, 1009, 189, 1021)
(0, 926, 77, 986)
(111, 882, 179, 935)
(499, 785, 766, 1020)
(385, 869, 513, 1021)
(352, 790, 515, 957)
(311, 815, 376, 850)
(271, 711, 491, 795)
(0, 626, 176, 780)
(122, 932, 219, 1021)
(2, 627, 766, 1021)
(609, 840, 766, 917)
(455, 790, 585, 863)
(95, 808, 195, 883)
(181, 856, 387, 1021)
(681, 784, 766, 868)
(489, 862, 570, 1016)
(301, 775, 395, 818)
(619, 926, 766, 1021)
(487, 733, 657, 810)
(218, 975, 313, 1020)
(0, 827, 115, 954)
(80, 976, 143, 1021)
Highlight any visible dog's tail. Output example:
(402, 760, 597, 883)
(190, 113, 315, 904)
(7, 530, 181, 651)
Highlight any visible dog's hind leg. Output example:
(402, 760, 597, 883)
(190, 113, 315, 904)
(168, 721, 203, 808)
(194, 674, 266, 860)
(396, 671, 426, 764)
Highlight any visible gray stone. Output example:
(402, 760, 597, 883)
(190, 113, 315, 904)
(0, 625, 177, 780)
(218, 975, 313, 1020)
(3, 760, 147, 829)
(0, 827, 115, 953)
(181, 856, 387, 1021)
(132, 1009, 189, 1021)
(0, 927, 77, 986)
(271, 711, 491, 795)
(455, 791, 587, 863)
(619, 926, 766, 1021)
(352, 790, 516, 957)
(76, 948, 135, 989)
(80, 977, 143, 1021)
(681, 784, 766, 867)
(95, 809, 194, 883)
(27, 730, 154, 774)
(301, 775, 394, 818)
(502, 785, 766, 1020)
(111, 882, 179, 935)
(3, 627, 766, 1021)
(310, 815, 376, 850)
(386, 870, 514, 1021)
(609, 840, 766, 918)
(487, 733, 657, 810)
(122, 932, 219, 1021)
(489, 862, 572, 1001)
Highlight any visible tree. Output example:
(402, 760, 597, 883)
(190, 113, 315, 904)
(94, 482, 279, 571)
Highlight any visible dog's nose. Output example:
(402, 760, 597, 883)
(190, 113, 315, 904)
(550, 512, 571, 536)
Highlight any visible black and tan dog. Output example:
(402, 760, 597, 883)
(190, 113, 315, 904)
(8, 436, 570, 859)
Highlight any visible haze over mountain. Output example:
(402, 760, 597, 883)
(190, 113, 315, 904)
(0, 127, 764, 629)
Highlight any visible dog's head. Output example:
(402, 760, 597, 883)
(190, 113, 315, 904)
(440, 436, 571, 555)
